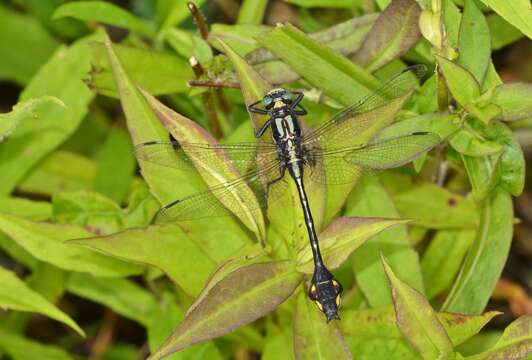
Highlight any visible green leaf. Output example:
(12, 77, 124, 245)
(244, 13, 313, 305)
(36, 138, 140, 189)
(102, 32, 251, 251)
(293, 291, 352, 359)
(165, 28, 213, 64)
(209, 24, 271, 55)
(458, 0, 491, 85)
(341, 307, 500, 346)
(148, 261, 302, 359)
(382, 173, 479, 229)
(0, 213, 142, 277)
(351, 0, 421, 72)
(147, 292, 223, 360)
(297, 217, 410, 274)
(436, 55, 481, 108)
(450, 128, 504, 157)
(465, 315, 532, 359)
(421, 229, 476, 299)
(283, 0, 358, 7)
(0, 267, 83, 336)
(443, 190, 513, 314)
(0, 96, 64, 143)
(346, 173, 424, 306)
(478, 0, 532, 39)
(93, 128, 136, 203)
(89, 42, 192, 97)
(0, 32, 100, 195)
(18, 151, 97, 196)
(0, 329, 74, 360)
(0, 4, 59, 85)
(381, 256, 455, 360)
(491, 83, 532, 121)
(156, 0, 206, 33)
(141, 89, 266, 240)
(70, 224, 219, 296)
(237, 0, 268, 24)
(258, 23, 381, 106)
(487, 14, 524, 50)
(52, 191, 124, 235)
(53, 1, 154, 37)
(66, 272, 158, 326)
(0, 197, 51, 221)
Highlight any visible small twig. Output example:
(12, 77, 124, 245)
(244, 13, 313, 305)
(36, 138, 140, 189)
(89, 310, 118, 360)
(187, 2, 209, 40)
(190, 57, 222, 137)
(188, 79, 241, 89)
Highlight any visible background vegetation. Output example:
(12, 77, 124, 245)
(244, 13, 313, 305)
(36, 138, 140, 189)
(0, 0, 531, 359)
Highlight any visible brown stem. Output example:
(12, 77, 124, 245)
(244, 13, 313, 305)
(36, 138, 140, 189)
(188, 79, 241, 89)
(187, 2, 209, 40)
(189, 57, 222, 137)
(89, 310, 118, 360)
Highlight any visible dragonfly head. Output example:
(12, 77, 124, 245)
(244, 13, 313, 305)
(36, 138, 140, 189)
(308, 274, 343, 322)
(263, 88, 294, 110)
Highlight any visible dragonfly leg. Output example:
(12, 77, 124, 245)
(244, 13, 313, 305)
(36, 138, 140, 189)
(290, 92, 307, 115)
(266, 164, 286, 189)
(248, 100, 269, 115)
(253, 119, 272, 138)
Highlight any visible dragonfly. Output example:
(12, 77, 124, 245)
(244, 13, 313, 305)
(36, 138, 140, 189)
(135, 65, 442, 322)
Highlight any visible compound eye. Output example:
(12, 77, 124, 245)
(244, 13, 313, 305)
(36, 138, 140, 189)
(282, 92, 293, 103)
(262, 96, 273, 108)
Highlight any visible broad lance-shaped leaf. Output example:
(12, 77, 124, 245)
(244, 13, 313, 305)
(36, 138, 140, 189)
(436, 55, 480, 108)
(258, 23, 381, 107)
(220, 40, 327, 247)
(89, 42, 191, 98)
(53, 1, 154, 37)
(0, 329, 74, 360)
(0, 31, 99, 195)
(458, 0, 491, 85)
(149, 261, 303, 359)
(0, 213, 142, 277)
(0, 267, 83, 336)
(465, 315, 532, 360)
(102, 32, 251, 252)
(347, 173, 424, 307)
(70, 224, 219, 296)
(341, 307, 500, 346)
(443, 190, 513, 315)
(491, 83, 532, 121)
(66, 273, 159, 327)
(381, 255, 455, 360)
(421, 229, 477, 299)
(297, 217, 410, 274)
(0, 96, 64, 143)
(351, 0, 421, 72)
(140, 88, 266, 240)
(293, 291, 352, 360)
(478, 0, 532, 39)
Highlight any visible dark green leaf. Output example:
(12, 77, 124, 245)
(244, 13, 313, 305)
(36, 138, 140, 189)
(0, 267, 83, 336)
(293, 291, 352, 359)
(346, 173, 424, 306)
(487, 14, 524, 50)
(458, 0, 491, 85)
(0, 32, 100, 195)
(0, 213, 142, 277)
(0, 5, 59, 85)
(53, 1, 154, 37)
(443, 190, 513, 314)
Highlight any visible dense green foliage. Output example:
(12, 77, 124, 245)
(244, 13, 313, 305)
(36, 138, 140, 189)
(0, 0, 531, 359)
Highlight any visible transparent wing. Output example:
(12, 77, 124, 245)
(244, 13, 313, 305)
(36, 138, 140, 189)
(135, 140, 277, 175)
(156, 161, 289, 222)
(308, 132, 441, 184)
(304, 65, 427, 146)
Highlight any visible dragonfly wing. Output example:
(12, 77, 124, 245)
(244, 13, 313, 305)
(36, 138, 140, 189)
(304, 65, 426, 145)
(156, 162, 288, 222)
(135, 140, 277, 175)
(341, 132, 442, 170)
